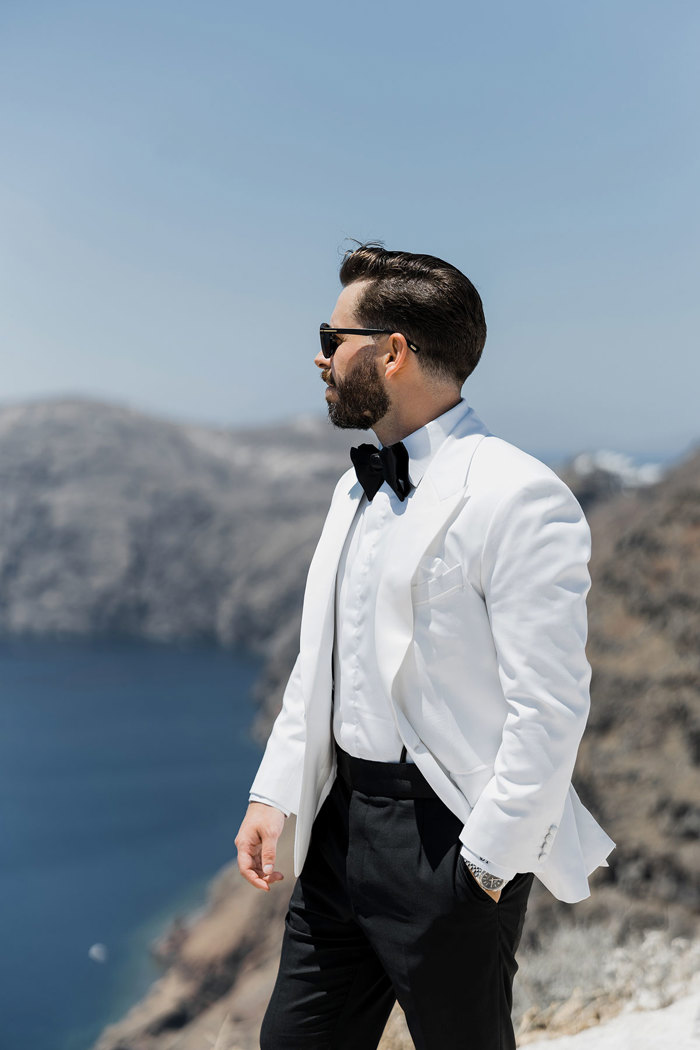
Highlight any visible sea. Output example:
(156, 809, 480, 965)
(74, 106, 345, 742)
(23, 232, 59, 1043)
(0, 634, 265, 1050)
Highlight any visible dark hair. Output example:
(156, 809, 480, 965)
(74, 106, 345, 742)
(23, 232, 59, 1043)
(338, 240, 487, 387)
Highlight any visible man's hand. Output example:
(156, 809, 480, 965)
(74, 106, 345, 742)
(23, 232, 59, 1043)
(467, 867, 502, 903)
(235, 802, 286, 891)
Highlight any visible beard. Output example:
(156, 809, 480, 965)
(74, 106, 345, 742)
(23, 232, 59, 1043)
(325, 352, 391, 430)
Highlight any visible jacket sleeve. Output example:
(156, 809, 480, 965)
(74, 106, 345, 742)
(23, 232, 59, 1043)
(459, 474, 593, 875)
(248, 650, 306, 816)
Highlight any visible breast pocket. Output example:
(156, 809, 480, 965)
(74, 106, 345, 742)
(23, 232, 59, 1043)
(411, 562, 465, 605)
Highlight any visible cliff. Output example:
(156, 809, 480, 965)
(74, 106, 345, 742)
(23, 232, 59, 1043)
(0, 396, 353, 657)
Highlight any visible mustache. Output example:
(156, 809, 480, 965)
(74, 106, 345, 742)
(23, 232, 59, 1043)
(321, 369, 335, 386)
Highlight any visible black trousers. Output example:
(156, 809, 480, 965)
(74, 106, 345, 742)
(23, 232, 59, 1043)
(260, 746, 534, 1050)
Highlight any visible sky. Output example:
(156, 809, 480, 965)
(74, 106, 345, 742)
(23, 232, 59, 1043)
(1, 0, 698, 462)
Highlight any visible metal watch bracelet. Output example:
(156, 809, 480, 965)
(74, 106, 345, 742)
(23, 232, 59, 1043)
(464, 859, 505, 891)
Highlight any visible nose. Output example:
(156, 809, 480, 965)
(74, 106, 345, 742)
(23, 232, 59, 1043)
(314, 347, 331, 369)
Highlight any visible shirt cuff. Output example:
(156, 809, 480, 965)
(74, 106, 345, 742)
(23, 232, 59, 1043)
(459, 844, 516, 885)
(249, 792, 290, 818)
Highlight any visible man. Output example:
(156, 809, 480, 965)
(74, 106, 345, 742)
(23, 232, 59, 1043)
(235, 243, 615, 1050)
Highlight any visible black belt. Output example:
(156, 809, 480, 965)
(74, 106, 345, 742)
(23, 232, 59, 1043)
(335, 743, 439, 800)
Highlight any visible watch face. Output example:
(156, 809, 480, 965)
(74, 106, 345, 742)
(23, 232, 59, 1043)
(480, 873, 504, 891)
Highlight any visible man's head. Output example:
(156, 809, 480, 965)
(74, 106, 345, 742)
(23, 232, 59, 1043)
(314, 242, 487, 438)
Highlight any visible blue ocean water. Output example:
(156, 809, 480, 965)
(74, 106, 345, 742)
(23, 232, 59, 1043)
(0, 635, 265, 1050)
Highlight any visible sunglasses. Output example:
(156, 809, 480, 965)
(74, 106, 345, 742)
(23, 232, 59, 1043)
(319, 323, 420, 359)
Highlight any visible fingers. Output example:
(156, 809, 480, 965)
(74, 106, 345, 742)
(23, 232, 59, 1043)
(261, 833, 279, 879)
(236, 844, 271, 891)
(235, 804, 286, 892)
(260, 833, 285, 888)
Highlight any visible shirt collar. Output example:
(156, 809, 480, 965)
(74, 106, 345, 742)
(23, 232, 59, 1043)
(380, 397, 470, 488)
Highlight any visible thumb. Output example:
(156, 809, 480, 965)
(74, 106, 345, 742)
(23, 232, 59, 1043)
(261, 833, 278, 874)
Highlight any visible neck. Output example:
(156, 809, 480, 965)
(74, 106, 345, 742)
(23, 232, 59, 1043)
(371, 390, 463, 446)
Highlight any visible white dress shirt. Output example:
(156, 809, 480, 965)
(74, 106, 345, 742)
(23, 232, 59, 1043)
(250, 397, 511, 884)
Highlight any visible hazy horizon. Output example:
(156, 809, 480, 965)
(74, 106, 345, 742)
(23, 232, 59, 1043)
(0, 389, 692, 471)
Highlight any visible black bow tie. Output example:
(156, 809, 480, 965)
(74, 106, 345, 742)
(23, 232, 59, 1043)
(350, 441, 413, 502)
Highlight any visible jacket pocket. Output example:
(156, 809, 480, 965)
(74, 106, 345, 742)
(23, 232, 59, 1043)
(412, 563, 465, 605)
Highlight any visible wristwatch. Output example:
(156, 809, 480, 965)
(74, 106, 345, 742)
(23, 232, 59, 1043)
(464, 859, 505, 892)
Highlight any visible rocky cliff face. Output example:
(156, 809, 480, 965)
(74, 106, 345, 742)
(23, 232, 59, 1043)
(0, 396, 354, 653)
(1, 397, 696, 1049)
(576, 447, 700, 926)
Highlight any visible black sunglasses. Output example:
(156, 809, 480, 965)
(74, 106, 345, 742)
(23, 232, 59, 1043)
(319, 323, 420, 359)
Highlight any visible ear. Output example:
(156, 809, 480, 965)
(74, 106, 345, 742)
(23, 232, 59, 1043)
(382, 334, 412, 380)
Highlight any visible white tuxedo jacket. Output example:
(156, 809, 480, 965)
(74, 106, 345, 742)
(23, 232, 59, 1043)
(250, 402, 615, 903)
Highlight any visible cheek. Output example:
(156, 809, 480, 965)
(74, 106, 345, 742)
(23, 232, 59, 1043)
(332, 357, 350, 385)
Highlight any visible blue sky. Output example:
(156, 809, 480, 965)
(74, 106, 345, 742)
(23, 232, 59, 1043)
(1, 0, 698, 460)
